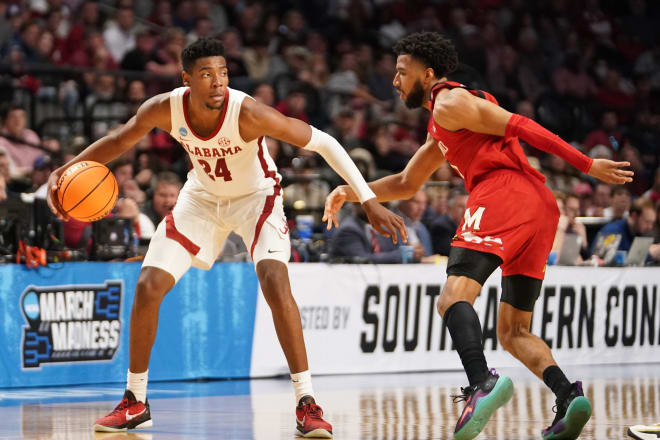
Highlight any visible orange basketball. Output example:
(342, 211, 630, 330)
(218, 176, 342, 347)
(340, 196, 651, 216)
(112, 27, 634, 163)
(57, 161, 118, 222)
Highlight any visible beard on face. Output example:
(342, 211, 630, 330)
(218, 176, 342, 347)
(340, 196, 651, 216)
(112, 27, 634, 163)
(404, 79, 426, 109)
(205, 101, 224, 110)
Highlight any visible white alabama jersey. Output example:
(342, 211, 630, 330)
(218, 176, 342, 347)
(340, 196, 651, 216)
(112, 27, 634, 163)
(169, 86, 281, 198)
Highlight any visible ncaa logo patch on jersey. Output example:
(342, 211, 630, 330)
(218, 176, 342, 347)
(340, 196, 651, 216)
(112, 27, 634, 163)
(179, 127, 188, 137)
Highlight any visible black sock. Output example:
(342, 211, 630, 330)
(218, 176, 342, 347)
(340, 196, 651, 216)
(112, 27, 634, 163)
(543, 366, 572, 399)
(444, 301, 489, 387)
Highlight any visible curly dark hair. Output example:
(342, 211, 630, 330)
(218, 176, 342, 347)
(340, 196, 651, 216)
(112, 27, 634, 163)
(392, 32, 458, 78)
(181, 38, 226, 72)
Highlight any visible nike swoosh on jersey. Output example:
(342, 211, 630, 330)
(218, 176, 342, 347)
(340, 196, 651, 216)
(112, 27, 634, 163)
(267, 249, 281, 253)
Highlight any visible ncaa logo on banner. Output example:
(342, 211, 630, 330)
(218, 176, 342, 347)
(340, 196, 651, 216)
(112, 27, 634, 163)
(19, 281, 123, 369)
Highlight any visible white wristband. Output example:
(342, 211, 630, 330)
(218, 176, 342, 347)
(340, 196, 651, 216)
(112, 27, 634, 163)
(305, 126, 376, 203)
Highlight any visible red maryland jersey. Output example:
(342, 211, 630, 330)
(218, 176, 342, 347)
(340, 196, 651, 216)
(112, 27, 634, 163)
(427, 81, 545, 192)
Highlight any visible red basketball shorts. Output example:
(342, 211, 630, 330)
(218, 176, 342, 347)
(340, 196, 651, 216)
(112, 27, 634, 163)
(451, 170, 560, 280)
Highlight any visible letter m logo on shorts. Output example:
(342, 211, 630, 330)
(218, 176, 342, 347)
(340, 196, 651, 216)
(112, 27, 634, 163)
(462, 207, 485, 231)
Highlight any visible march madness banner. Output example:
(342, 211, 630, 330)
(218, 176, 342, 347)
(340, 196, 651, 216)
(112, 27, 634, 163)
(250, 264, 660, 377)
(0, 262, 259, 388)
(20, 281, 123, 368)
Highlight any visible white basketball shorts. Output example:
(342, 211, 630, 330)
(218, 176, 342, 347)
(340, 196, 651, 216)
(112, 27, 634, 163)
(142, 181, 290, 282)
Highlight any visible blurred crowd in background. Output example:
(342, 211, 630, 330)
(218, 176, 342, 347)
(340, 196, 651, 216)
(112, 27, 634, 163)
(0, 0, 659, 265)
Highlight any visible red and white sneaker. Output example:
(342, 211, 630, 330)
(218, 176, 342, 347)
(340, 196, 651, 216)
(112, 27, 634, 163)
(296, 396, 333, 438)
(93, 390, 152, 432)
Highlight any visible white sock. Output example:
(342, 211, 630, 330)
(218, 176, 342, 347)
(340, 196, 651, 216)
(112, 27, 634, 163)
(127, 369, 148, 403)
(291, 370, 314, 404)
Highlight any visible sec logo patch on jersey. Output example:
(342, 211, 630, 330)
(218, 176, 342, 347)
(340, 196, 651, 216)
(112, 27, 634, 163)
(179, 127, 188, 137)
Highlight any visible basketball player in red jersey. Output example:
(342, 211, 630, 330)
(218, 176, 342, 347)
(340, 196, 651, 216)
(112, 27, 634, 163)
(324, 32, 633, 440)
(46, 39, 406, 438)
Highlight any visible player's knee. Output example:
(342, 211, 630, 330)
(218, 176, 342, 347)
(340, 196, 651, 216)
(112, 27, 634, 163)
(436, 279, 463, 317)
(134, 271, 169, 308)
(497, 321, 526, 353)
(257, 262, 291, 303)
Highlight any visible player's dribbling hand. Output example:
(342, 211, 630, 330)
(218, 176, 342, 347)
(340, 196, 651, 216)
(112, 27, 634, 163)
(361, 198, 408, 244)
(323, 186, 349, 230)
(587, 159, 634, 184)
(46, 168, 69, 221)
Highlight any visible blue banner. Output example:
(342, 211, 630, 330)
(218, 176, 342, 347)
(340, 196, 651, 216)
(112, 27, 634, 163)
(0, 262, 259, 388)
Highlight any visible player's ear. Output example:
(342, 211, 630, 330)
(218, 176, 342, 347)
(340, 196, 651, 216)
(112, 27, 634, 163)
(424, 67, 436, 84)
(182, 71, 190, 86)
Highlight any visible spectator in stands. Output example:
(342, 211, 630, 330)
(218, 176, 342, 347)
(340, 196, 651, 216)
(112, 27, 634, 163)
(604, 187, 631, 220)
(111, 157, 146, 204)
(63, 2, 99, 61)
(194, 0, 227, 34)
(121, 28, 157, 71)
(329, 203, 402, 263)
(368, 53, 396, 103)
(0, 173, 6, 203)
(243, 36, 288, 82)
(421, 185, 449, 226)
(275, 83, 309, 123)
(586, 183, 611, 217)
(620, 141, 650, 196)
(126, 79, 147, 115)
(146, 28, 186, 76)
(141, 171, 182, 227)
(326, 51, 384, 113)
(173, 0, 196, 33)
(0, 105, 42, 177)
(186, 17, 212, 45)
(283, 157, 329, 214)
(544, 154, 580, 194)
(220, 28, 248, 77)
(553, 193, 589, 259)
(643, 167, 660, 205)
(86, 74, 126, 140)
(325, 107, 362, 151)
(69, 29, 118, 70)
(252, 83, 276, 106)
(582, 111, 622, 153)
(395, 189, 432, 260)
(14, 20, 41, 63)
(34, 29, 58, 64)
(0, 147, 16, 182)
(149, 0, 174, 28)
(103, 6, 137, 63)
(115, 196, 156, 240)
(31, 155, 53, 198)
(591, 198, 657, 260)
(430, 189, 468, 256)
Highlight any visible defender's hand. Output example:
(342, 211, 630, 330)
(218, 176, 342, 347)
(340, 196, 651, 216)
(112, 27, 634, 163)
(46, 168, 69, 221)
(323, 186, 349, 230)
(361, 198, 408, 244)
(587, 159, 634, 184)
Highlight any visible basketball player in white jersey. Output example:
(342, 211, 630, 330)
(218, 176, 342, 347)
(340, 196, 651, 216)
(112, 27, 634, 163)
(46, 39, 407, 438)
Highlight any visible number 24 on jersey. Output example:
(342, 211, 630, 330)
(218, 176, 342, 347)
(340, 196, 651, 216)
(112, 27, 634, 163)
(198, 158, 232, 182)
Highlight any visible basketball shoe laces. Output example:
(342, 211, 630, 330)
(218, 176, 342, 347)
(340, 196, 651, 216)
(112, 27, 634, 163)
(304, 403, 324, 420)
(451, 385, 476, 404)
(110, 396, 131, 415)
(547, 387, 574, 428)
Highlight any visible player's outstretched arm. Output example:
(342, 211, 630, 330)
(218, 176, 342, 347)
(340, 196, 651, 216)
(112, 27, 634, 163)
(432, 88, 633, 184)
(46, 93, 171, 219)
(239, 98, 407, 242)
(323, 134, 445, 230)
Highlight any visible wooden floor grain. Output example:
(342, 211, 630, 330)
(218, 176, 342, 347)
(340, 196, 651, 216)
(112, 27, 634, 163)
(2, 365, 658, 439)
